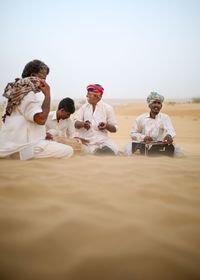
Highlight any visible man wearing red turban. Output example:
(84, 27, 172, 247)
(74, 84, 119, 155)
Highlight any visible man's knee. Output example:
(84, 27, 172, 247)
(52, 142, 74, 158)
(62, 145, 74, 158)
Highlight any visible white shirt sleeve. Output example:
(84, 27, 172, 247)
(66, 119, 75, 138)
(130, 116, 145, 141)
(163, 115, 176, 138)
(105, 104, 118, 130)
(74, 106, 84, 122)
(18, 91, 42, 122)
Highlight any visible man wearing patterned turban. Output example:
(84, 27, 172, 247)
(124, 91, 177, 156)
(74, 84, 119, 155)
(146, 91, 164, 106)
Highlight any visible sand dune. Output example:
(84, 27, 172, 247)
(0, 102, 200, 280)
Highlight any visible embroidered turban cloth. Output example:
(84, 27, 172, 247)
(147, 91, 164, 106)
(86, 84, 104, 96)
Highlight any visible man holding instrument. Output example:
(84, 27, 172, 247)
(130, 92, 176, 156)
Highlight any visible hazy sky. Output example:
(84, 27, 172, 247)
(0, 0, 200, 100)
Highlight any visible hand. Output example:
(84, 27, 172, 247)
(143, 136, 153, 142)
(83, 120, 91, 130)
(39, 79, 50, 96)
(98, 122, 107, 130)
(74, 137, 90, 145)
(163, 134, 173, 144)
(45, 132, 53, 140)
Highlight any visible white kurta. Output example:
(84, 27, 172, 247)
(74, 100, 119, 154)
(0, 92, 73, 159)
(45, 111, 75, 138)
(130, 112, 176, 141)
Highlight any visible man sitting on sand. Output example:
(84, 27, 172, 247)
(45, 97, 87, 153)
(74, 84, 119, 155)
(125, 91, 177, 156)
(0, 59, 73, 160)
(46, 97, 76, 139)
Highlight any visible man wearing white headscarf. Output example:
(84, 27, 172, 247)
(131, 91, 176, 144)
(124, 91, 178, 156)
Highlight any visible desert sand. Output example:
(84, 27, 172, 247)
(0, 101, 200, 280)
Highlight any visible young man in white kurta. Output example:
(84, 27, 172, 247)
(45, 97, 75, 139)
(74, 84, 119, 154)
(46, 110, 75, 138)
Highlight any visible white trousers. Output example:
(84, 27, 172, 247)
(33, 140, 73, 159)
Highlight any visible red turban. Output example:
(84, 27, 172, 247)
(86, 84, 104, 96)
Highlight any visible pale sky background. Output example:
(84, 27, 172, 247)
(0, 0, 200, 101)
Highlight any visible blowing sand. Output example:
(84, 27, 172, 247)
(0, 102, 200, 280)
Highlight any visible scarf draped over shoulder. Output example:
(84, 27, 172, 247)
(2, 77, 41, 122)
